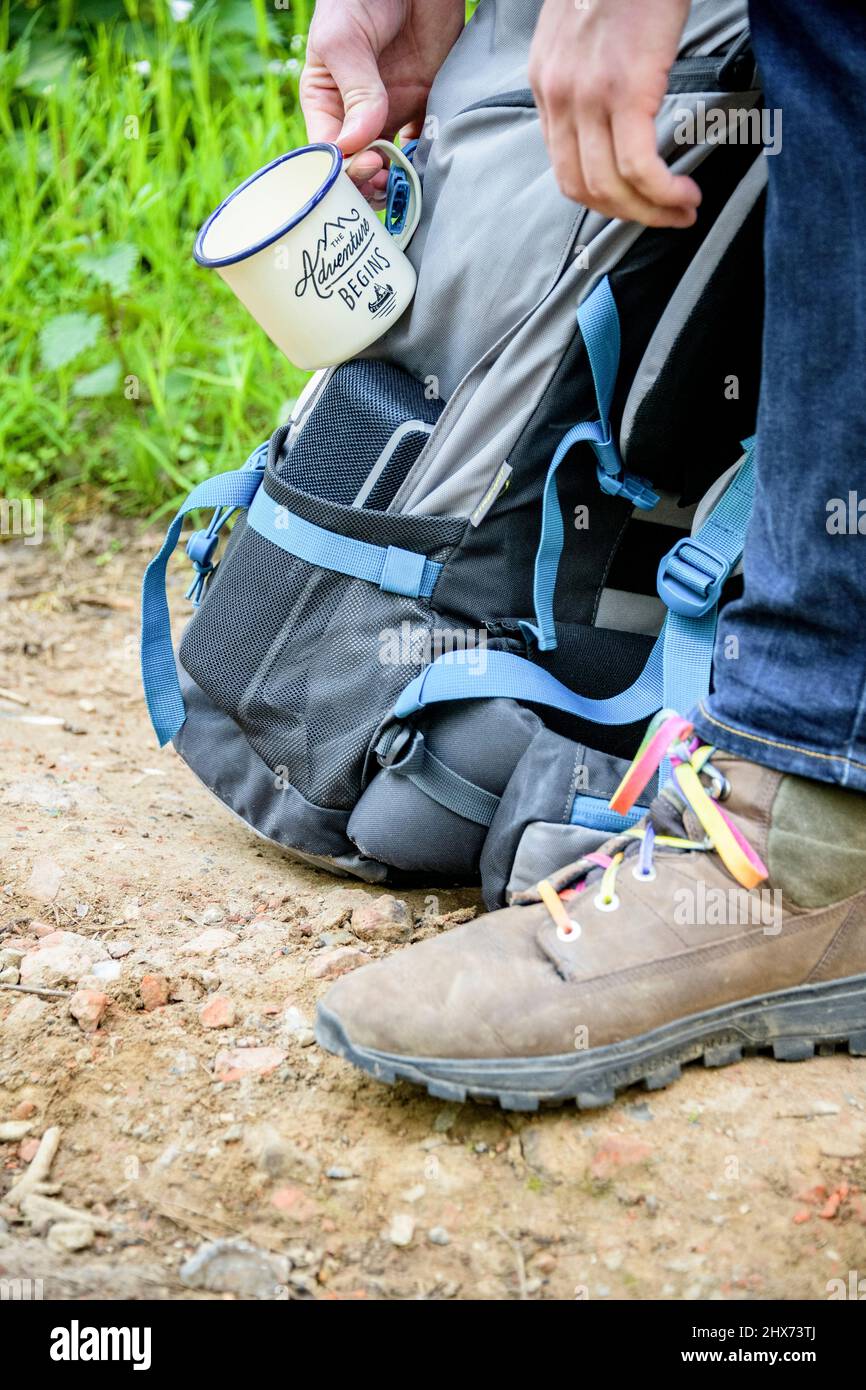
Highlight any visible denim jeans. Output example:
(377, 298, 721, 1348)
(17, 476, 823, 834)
(691, 0, 866, 791)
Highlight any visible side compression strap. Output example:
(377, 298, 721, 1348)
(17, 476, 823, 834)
(141, 463, 264, 748)
(246, 486, 442, 600)
(142, 466, 443, 748)
(524, 275, 658, 653)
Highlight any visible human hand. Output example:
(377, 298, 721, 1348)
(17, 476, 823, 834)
(529, 0, 700, 227)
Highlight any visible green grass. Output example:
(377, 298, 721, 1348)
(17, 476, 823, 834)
(0, 0, 312, 519)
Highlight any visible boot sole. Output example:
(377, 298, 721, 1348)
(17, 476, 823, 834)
(315, 972, 866, 1111)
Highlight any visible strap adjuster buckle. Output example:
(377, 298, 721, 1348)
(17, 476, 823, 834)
(596, 464, 659, 511)
(657, 537, 731, 617)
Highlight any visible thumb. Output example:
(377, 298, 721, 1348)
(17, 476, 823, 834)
(324, 38, 390, 154)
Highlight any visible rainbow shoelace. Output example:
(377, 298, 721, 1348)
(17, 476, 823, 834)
(536, 711, 769, 942)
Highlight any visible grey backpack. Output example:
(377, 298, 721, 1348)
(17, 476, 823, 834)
(141, 0, 765, 907)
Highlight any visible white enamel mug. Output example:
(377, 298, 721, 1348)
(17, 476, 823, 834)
(194, 141, 421, 371)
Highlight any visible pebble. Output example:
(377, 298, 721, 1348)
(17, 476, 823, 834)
(179, 1239, 289, 1298)
(0, 966, 19, 984)
(387, 1213, 416, 1247)
(777, 1100, 841, 1119)
(201, 904, 226, 925)
(47, 1221, 96, 1254)
(214, 1047, 286, 1083)
(199, 995, 236, 1030)
(20, 931, 105, 988)
(309, 946, 370, 980)
(90, 959, 122, 983)
(325, 1166, 355, 1180)
(107, 940, 134, 959)
(140, 974, 170, 1012)
(69, 989, 109, 1033)
(351, 894, 412, 943)
(428, 1226, 450, 1246)
(0, 1120, 33, 1142)
(24, 855, 65, 904)
(246, 1125, 320, 1182)
(820, 1135, 864, 1159)
(183, 928, 238, 955)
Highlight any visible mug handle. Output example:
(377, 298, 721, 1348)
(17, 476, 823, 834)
(364, 139, 422, 251)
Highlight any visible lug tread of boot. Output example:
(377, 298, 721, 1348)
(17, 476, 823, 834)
(315, 971, 866, 1113)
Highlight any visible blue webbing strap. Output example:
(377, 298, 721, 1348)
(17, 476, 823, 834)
(658, 435, 756, 780)
(141, 464, 265, 747)
(393, 440, 757, 728)
(142, 460, 444, 747)
(570, 795, 646, 834)
(245, 486, 442, 599)
(524, 276, 658, 652)
(395, 633, 666, 722)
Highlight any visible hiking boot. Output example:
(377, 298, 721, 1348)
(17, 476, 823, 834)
(316, 712, 866, 1110)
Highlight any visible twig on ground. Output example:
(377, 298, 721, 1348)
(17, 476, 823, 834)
(0, 982, 72, 998)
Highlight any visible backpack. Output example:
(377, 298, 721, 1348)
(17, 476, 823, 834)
(141, 0, 765, 908)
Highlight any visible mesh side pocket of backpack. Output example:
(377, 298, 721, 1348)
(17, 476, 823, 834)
(274, 358, 444, 509)
(178, 475, 466, 811)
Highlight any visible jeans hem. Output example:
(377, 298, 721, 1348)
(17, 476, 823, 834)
(691, 701, 866, 793)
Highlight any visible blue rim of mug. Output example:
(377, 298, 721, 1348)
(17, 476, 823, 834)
(193, 142, 343, 269)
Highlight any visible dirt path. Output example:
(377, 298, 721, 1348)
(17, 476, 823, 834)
(1, 526, 864, 1301)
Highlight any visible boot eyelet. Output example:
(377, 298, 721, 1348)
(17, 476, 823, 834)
(632, 864, 657, 883)
(556, 921, 581, 943)
(594, 892, 620, 913)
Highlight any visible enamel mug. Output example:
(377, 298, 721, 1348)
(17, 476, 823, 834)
(193, 141, 421, 371)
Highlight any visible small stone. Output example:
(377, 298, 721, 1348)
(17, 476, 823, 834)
(427, 1226, 450, 1246)
(777, 1100, 841, 1119)
(183, 928, 238, 955)
(820, 1135, 864, 1160)
(0, 1120, 33, 1142)
(19, 931, 104, 988)
(19, 1137, 40, 1163)
(11, 1100, 37, 1120)
(214, 1047, 286, 1082)
(179, 1239, 288, 1298)
(387, 1213, 416, 1247)
(199, 995, 236, 1030)
(351, 894, 412, 943)
(310, 946, 371, 980)
(325, 1166, 355, 1181)
(69, 989, 109, 1033)
(107, 940, 133, 959)
(170, 976, 204, 1004)
(0, 966, 19, 984)
(271, 1187, 319, 1221)
(90, 959, 122, 983)
(282, 1006, 312, 1035)
(47, 1221, 95, 1254)
(247, 1125, 321, 1182)
(140, 974, 170, 1012)
(201, 904, 226, 925)
(311, 887, 371, 933)
(24, 855, 65, 904)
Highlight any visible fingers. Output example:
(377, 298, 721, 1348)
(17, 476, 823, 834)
(610, 108, 701, 216)
(580, 111, 699, 228)
(306, 23, 389, 155)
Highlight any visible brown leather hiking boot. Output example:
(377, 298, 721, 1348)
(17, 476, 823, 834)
(316, 714, 866, 1110)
